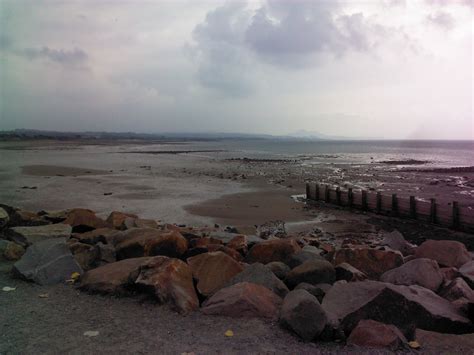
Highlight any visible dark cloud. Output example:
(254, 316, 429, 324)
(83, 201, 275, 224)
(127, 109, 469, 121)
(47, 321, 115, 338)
(426, 11, 455, 30)
(19, 46, 88, 66)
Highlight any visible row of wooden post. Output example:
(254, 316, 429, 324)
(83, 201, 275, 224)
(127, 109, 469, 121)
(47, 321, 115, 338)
(306, 183, 461, 229)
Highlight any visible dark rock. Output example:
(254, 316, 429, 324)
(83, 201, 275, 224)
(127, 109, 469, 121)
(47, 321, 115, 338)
(287, 250, 325, 269)
(414, 240, 470, 268)
(143, 230, 188, 258)
(63, 208, 108, 233)
(347, 319, 407, 349)
(335, 263, 367, 282)
(285, 260, 336, 288)
(294, 283, 329, 303)
(439, 277, 474, 302)
(265, 261, 291, 280)
(5, 224, 72, 248)
(114, 228, 164, 259)
(12, 238, 82, 285)
(72, 227, 119, 245)
(381, 230, 415, 256)
(69, 242, 100, 271)
(459, 261, 474, 288)
(380, 258, 443, 291)
(201, 282, 282, 319)
(280, 289, 328, 341)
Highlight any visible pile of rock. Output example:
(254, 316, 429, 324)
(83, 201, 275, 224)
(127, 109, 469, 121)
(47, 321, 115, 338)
(1, 204, 474, 350)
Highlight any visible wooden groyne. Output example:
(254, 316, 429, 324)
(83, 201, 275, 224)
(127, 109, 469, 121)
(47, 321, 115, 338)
(305, 183, 474, 232)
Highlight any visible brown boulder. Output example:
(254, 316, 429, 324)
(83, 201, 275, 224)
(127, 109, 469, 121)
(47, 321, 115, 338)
(285, 260, 336, 288)
(63, 208, 108, 233)
(246, 239, 301, 264)
(79, 257, 152, 294)
(187, 251, 244, 297)
(201, 282, 282, 319)
(347, 319, 407, 349)
(143, 230, 188, 258)
(189, 237, 223, 248)
(135, 256, 199, 314)
(414, 240, 470, 268)
(334, 248, 404, 279)
(280, 289, 328, 341)
(380, 258, 443, 291)
(134, 218, 159, 229)
(227, 235, 248, 255)
(322, 281, 472, 335)
(206, 244, 243, 261)
(114, 228, 164, 259)
(106, 211, 138, 230)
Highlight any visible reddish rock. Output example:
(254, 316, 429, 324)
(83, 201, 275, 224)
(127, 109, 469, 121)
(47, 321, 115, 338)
(135, 256, 199, 314)
(285, 260, 336, 288)
(280, 289, 328, 341)
(322, 281, 471, 335)
(80, 257, 152, 294)
(459, 261, 474, 289)
(143, 230, 188, 258)
(114, 228, 164, 259)
(380, 258, 443, 291)
(187, 251, 244, 297)
(63, 208, 108, 233)
(201, 282, 282, 319)
(334, 248, 404, 279)
(246, 239, 301, 265)
(347, 319, 407, 349)
(414, 240, 470, 268)
(190, 237, 223, 248)
(227, 235, 248, 255)
(207, 244, 243, 261)
(335, 263, 367, 282)
(106, 211, 138, 230)
(439, 277, 474, 302)
(440, 267, 460, 283)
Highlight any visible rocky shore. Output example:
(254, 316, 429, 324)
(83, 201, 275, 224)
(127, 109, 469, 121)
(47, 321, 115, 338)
(1, 203, 474, 353)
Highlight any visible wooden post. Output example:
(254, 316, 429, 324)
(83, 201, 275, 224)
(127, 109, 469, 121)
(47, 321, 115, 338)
(361, 190, 368, 211)
(325, 185, 330, 203)
(336, 187, 341, 205)
(376, 192, 382, 213)
(452, 201, 459, 229)
(348, 188, 353, 208)
(430, 198, 437, 224)
(392, 193, 398, 216)
(315, 183, 320, 201)
(306, 183, 310, 199)
(410, 196, 417, 219)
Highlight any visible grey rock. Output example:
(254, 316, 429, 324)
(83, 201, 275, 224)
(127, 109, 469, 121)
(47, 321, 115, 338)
(266, 261, 291, 280)
(12, 238, 82, 285)
(6, 224, 72, 248)
(294, 282, 330, 303)
(285, 260, 336, 288)
(287, 250, 325, 269)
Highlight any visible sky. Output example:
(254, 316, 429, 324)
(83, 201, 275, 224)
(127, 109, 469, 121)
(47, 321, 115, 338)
(0, 0, 472, 139)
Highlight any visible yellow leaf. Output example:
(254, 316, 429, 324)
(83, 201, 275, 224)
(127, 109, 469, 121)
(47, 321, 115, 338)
(71, 272, 81, 280)
(409, 341, 420, 349)
(224, 330, 234, 337)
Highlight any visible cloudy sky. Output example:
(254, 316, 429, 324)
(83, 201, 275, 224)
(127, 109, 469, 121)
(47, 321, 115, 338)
(0, 0, 472, 139)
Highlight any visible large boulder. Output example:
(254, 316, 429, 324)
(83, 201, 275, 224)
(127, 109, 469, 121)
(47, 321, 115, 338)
(225, 263, 289, 298)
(414, 240, 470, 268)
(106, 211, 138, 230)
(245, 239, 301, 265)
(334, 247, 404, 279)
(347, 319, 407, 349)
(279, 289, 328, 341)
(9, 209, 49, 227)
(71, 227, 119, 245)
(294, 283, 331, 303)
(322, 281, 472, 335)
(63, 208, 108, 233)
(69, 242, 100, 270)
(187, 251, 244, 297)
(0, 207, 9, 230)
(381, 230, 415, 256)
(80, 257, 152, 294)
(439, 277, 474, 302)
(12, 238, 82, 285)
(143, 230, 188, 258)
(335, 263, 367, 282)
(459, 261, 474, 289)
(227, 235, 248, 255)
(284, 260, 336, 288)
(135, 256, 199, 314)
(380, 258, 443, 291)
(201, 282, 282, 319)
(5, 224, 72, 248)
(265, 261, 291, 280)
(114, 228, 164, 259)
(287, 250, 325, 269)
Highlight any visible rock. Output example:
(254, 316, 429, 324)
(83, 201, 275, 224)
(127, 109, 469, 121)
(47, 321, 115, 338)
(208, 231, 242, 244)
(280, 289, 328, 341)
(335, 263, 367, 282)
(266, 261, 291, 280)
(80, 257, 152, 294)
(381, 230, 415, 256)
(294, 283, 330, 303)
(284, 260, 336, 288)
(225, 263, 289, 298)
(189, 237, 223, 248)
(440, 267, 460, 283)
(287, 250, 325, 269)
(69, 242, 100, 271)
(246, 239, 301, 265)
(72, 228, 119, 245)
(380, 258, 443, 291)
(135, 256, 199, 314)
(187, 251, 244, 297)
(415, 329, 474, 353)
(206, 244, 243, 261)
(439, 278, 474, 302)
(38, 209, 68, 223)
(5, 224, 72, 248)
(63, 208, 108, 233)
(322, 281, 472, 335)
(12, 238, 82, 285)
(10, 209, 49, 227)
(227, 235, 248, 255)
(347, 319, 407, 349)
(2, 241, 25, 261)
(414, 240, 470, 268)
(459, 261, 474, 288)
(0, 207, 9, 229)
(96, 242, 116, 263)
(334, 248, 404, 279)
(114, 228, 164, 259)
(106, 211, 138, 230)
(143, 230, 188, 258)
(201, 282, 282, 319)
(134, 218, 159, 229)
